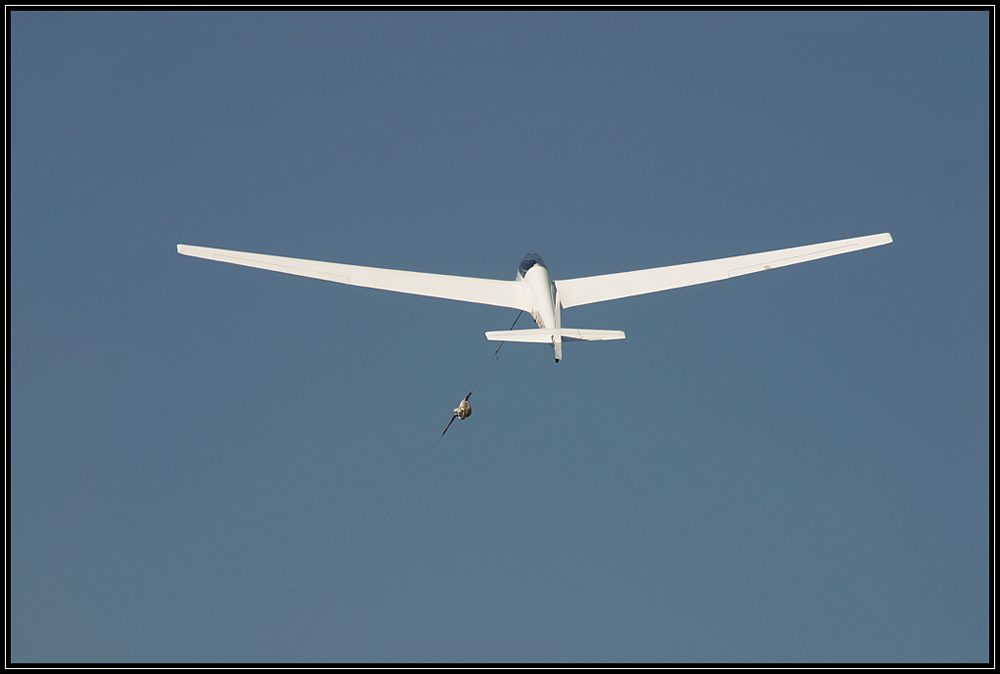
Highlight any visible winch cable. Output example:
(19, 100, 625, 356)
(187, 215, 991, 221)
(443, 310, 524, 438)
(284, 310, 523, 662)
(469, 310, 524, 398)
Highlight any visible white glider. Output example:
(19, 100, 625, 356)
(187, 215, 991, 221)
(177, 232, 892, 362)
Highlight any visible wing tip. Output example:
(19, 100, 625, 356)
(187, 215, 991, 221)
(177, 244, 212, 260)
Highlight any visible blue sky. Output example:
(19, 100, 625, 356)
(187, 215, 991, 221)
(10, 11, 989, 663)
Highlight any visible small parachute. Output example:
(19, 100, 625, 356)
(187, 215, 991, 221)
(442, 396, 472, 437)
(454, 398, 472, 420)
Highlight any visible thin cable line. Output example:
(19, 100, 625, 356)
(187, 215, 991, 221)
(470, 310, 523, 395)
(284, 428, 446, 662)
(284, 310, 524, 662)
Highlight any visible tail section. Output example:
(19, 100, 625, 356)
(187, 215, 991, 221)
(484, 328, 625, 342)
(484, 328, 624, 362)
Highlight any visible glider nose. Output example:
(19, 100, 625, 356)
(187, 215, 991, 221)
(517, 252, 546, 278)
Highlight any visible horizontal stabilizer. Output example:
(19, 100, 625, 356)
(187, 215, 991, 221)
(485, 328, 626, 342)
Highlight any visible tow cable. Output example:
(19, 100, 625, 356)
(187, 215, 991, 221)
(284, 310, 523, 662)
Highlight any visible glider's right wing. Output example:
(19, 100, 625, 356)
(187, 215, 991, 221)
(554, 233, 892, 309)
(177, 245, 528, 310)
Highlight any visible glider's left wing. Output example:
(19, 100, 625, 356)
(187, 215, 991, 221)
(555, 233, 892, 309)
(177, 244, 528, 310)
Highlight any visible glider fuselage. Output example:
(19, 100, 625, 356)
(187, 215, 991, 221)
(517, 253, 563, 360)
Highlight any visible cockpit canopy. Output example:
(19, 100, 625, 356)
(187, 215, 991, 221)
(518, 252, 546, 278)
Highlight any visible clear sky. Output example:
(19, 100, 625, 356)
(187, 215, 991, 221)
(10, 11, 989, 664)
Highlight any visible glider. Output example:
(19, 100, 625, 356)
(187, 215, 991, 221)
(177, 232, 892, 361)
